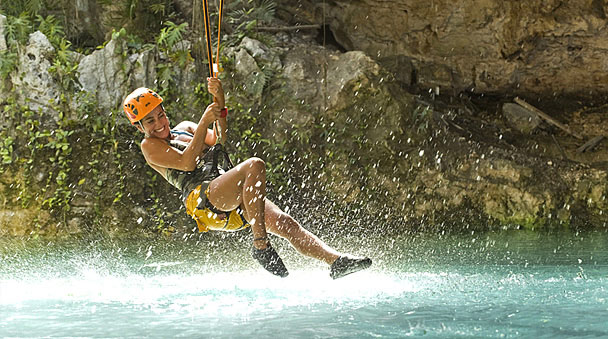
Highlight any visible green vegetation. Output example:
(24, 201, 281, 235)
(0, 0, 292, 235)
(155, 20, 192, 97)
(228, 0, 276, 37)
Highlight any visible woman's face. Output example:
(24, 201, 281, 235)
(137, 104, 170, 139)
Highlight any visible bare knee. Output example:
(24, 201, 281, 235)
(244, 157, 265, 176)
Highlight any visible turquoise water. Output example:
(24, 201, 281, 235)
(1, 230, 607, 338)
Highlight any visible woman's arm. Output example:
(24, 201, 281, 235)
(141, 103, 222, 171)
(174, 121, 217, 146)
(178, 77, 227, 145)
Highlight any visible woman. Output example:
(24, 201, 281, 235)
(123, 77, 371, 279)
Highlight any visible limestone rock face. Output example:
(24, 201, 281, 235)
(77, 38, 158, 117)
(273, 45, 410, 147)
(240, 37, 283, 72)
(3, 6, 608, 235)
(0, 14, 7, 51)
(227, 37, 283, 107)
(10, 31, 61, 123)
(78, 39, 132, 114)
(126, 51, 158, 92)
(234, 48, 265, 105)
(278, 0, 608, 98)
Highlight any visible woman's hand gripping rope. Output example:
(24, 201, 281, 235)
(200, 102, 222, 126)
(207, 77, 225, 108)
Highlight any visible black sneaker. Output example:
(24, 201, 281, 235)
(252, 244, 289, 278)
(330, 256, 372, 279)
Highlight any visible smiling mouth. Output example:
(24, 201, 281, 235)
(155, 126, 165, 133)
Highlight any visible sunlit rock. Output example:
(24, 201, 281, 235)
(240, 37, 282, 72)
(127, 51, 157, 92)
(10, 31, 61, 123)
(78, 38, 132, 114)
(233, 48, 265, 105)
(0, 14, 7, 51)
(0, 209, 52, 236)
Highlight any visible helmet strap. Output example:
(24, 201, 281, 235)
(137, 121, 151, 138)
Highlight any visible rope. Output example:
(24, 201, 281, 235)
(201, 0, 224, 77)
(202, 0, 214, 78)
(215, 0, 224, 78)
(201, 0, 225, 145)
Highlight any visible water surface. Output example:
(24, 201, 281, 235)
(1, 230, 607, 337)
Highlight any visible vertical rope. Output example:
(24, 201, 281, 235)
(215, 0, 225, 77)
(201, 0, 226, 144)
(202, 0, 214, 78)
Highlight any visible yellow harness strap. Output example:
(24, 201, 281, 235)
(185, 185, 250, 232)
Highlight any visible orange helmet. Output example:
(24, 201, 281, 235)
(123, 88, 163, 124)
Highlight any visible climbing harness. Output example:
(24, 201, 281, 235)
(166, 129, 246, 231)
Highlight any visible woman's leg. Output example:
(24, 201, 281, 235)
(206, 157, 268, 249)
(246, 198, 371, 278)
(262, 199, 341, 265)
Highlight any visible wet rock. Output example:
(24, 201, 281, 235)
(326, 51, 381, 111)
(502, 103, 542, 134)
(3, 4, 608, 235)
(280, 45, 326, 114)
(416, 62, 454, 92)
(379, 55, 414, 88)
(77, 36, 163, 119)
(280, 48, 384, 113)
(67, 217, 83, 234)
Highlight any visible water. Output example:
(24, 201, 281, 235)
(1, 230, 607, 338)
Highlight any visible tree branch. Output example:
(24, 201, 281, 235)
(255, 24, 321, 32)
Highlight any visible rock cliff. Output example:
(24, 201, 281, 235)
(277, 0, 608, 99)
(1, 1, 608, 237)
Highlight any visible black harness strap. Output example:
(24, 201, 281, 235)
(198, 144, 235, 215)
